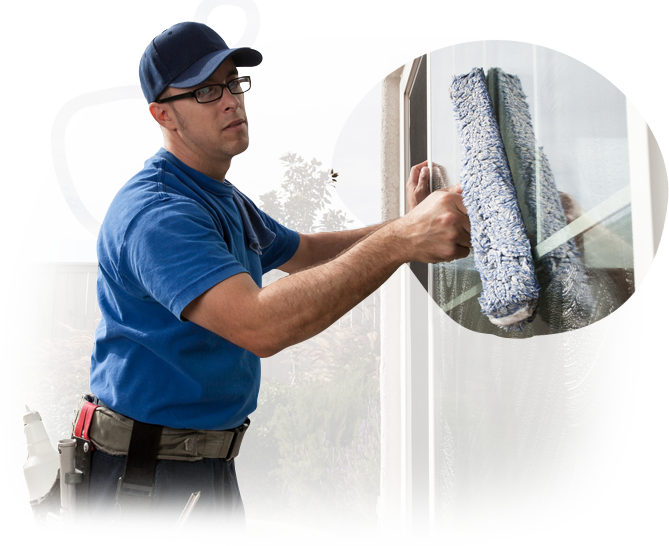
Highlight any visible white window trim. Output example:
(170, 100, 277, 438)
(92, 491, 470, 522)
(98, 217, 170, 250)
(398, 55, 421, 530)
(425, 52, 437, 531)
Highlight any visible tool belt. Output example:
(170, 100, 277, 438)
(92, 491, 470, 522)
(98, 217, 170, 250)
(30, 395, 248, 546)
(72, 395, 250, 461)
(72, 395, 249, 543)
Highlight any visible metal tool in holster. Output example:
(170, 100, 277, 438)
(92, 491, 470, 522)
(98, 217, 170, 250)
(38, 438, 95, 546)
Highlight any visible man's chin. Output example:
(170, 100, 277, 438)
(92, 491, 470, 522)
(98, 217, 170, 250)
(229, 136, 250, 157)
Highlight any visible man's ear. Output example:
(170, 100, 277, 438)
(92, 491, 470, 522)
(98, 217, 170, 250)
(149, 102, 176, 130)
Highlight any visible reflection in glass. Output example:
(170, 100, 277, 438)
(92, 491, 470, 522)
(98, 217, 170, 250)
(431, 0, 646, 545)
(487, 67, 594, 332)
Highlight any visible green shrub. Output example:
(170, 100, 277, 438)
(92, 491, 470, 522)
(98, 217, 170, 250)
(322, 399, 381, 544)
(275, 351, 379, 538)
(21, 325, 95, 444)
(290, 304, 381, 381)
(260, 153, 353, 288)
(235, 379, 291, 468)
(0, 389, 85, 502)
(236, 379, 292, 515)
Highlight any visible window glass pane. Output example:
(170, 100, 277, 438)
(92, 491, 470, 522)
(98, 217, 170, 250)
(430, 0, 646, 545)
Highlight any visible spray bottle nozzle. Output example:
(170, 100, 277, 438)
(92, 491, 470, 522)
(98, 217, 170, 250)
(21, 402, 41, 425)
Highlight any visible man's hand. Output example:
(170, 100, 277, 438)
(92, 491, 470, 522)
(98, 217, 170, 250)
(559, 192, 585, 225)
(406, 161, 431, 212)
(397, 187, 471, 264)
(407, 161, 462, 213)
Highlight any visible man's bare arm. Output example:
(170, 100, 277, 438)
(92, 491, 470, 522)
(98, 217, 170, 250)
(279, 224, 389, 273)
(280, 161, 440, 273)
(183, 188, 470, 358)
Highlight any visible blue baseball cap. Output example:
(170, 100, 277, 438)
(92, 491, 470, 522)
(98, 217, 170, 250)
(139, 22, 262, 103)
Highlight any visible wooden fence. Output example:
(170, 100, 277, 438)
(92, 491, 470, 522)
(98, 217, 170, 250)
(0, 263, 100, 354)
(0, 263, 380, 383)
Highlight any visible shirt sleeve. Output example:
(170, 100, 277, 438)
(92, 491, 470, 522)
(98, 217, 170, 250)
(119, 197, 248, 320)
(249, 202, 301, 273)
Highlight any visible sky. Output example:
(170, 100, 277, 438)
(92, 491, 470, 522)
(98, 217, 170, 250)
(0, 0, 392, 261)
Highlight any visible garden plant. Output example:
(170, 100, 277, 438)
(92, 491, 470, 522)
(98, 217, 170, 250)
(274, 302, 380, 543)
(260, 152, 353, 282)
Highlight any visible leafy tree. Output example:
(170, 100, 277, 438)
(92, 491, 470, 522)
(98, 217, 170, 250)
(258, 153, 352, 233)
(258, 153, 355, 287)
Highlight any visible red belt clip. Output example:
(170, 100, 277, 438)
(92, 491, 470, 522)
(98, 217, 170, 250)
(74, 401, 98, 450)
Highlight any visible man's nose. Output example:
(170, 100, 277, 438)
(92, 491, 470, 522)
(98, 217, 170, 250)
(220, 87, 240, 111)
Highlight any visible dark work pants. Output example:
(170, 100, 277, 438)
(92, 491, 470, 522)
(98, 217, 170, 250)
(87, 447, 245, 528)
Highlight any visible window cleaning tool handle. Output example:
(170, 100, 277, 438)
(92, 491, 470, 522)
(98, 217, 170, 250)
(165, 491, 200, 546)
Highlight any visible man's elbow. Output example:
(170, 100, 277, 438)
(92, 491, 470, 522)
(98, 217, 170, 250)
(254, 345, 281, 359)
(236, 332, 284, 359)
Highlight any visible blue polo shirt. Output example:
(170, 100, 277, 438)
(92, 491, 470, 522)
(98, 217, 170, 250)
(90, 148, 300, 430)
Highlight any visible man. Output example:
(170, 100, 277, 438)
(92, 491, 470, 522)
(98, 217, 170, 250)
(82, 21, 470, 526)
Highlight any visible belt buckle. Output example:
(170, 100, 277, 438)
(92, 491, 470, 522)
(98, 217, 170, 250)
(224, 418, 250, 461)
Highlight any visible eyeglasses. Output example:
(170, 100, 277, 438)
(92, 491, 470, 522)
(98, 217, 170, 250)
(156, 76, 251, 104)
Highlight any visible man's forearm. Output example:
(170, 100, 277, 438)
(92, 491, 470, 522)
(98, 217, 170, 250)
(183, 189, 471, 358)
(280, 222, 390, 273)
(253, 221, 405, 355)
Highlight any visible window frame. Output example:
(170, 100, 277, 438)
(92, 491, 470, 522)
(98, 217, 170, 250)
(400, 33, 433, 546)
(392, 0, 669, 546)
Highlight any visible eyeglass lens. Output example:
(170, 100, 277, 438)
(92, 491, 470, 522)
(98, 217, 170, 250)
(194, 78, 251, 103)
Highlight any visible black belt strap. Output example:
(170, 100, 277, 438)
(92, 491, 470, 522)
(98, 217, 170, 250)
(115, 420, 164, 508)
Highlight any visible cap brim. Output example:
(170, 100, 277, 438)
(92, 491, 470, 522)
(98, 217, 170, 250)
(170, 47, 262, 89)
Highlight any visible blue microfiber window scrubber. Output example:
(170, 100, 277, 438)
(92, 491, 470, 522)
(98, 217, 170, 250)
(450, 67, 540, 331)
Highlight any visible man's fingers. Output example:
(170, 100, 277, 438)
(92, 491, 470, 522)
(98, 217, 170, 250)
(407, 161, 429, 188)
(452, 194, 469, 218)
(418, 167, 430, 188)
(435, 241, 471, 264)
(413, 160, 429, 172)
(444, 183, 463, 194)
(433, 188, 469, 219)
(459, 227, 473, 247)
(453, 244, 472, 260)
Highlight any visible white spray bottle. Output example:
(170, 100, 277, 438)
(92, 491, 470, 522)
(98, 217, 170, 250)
(23, 405, 60, 501)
